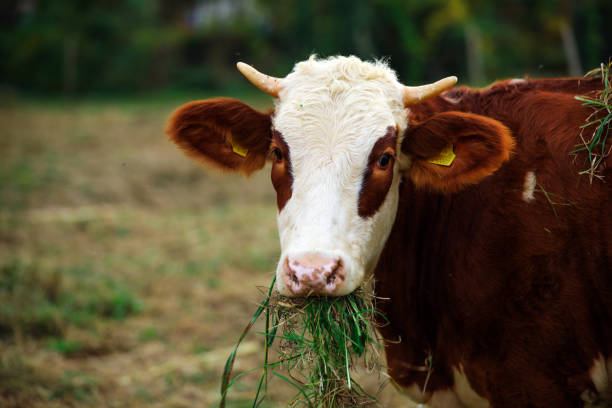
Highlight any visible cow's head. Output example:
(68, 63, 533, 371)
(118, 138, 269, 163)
(167, 56, 513, 297)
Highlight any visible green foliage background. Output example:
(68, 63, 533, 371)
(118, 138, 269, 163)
(2, 0, 611, 96)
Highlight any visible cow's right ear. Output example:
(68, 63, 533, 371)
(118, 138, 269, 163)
(400, 111, 514, 192)
(166, 97, 272, 175)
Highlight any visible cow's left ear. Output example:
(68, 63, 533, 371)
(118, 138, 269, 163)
(400, 111, 515, 192)
(166, 97, 272, 175)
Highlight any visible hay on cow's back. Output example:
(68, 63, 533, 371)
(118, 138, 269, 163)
(573, 60, 612, 182)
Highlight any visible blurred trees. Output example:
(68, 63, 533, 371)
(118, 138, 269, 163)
(1, 0, 610, 95)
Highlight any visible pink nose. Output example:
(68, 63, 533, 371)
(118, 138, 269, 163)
(283, 253, 345, 296)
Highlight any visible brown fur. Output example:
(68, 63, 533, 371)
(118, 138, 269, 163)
(419, 76, 604, 120)
(270, 131, 293, 211)
(376, 77, 612, 407)
(165, 97, 272, 175)
(358, 126, 397, 218)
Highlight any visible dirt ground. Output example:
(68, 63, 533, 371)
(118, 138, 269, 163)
(0, 96, 415, 407)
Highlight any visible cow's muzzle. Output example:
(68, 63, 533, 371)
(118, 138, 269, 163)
(282, 252, 345, 296)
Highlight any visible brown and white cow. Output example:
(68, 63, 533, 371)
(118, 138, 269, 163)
(166, 56, 612, 407)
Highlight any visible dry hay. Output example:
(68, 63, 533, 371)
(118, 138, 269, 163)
(573, 60, 612, 182)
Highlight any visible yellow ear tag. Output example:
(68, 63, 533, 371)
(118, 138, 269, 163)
(428, 145, 456, 166)
(227, 135, 248, 157)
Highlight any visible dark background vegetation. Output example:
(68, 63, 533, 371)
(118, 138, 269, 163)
(1, 1, 611, 407)
(2, 0, 611, 97)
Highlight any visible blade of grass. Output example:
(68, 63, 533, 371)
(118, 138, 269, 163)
(220, 276, 276, 408)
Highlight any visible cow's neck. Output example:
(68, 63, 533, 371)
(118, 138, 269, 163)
(374, 178, 489, 390)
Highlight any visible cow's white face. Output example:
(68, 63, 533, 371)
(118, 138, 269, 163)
(270, 57, 407, 296)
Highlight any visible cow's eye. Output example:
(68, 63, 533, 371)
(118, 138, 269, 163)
(377, 153, 392, 168)
(272, 147, 283, 162)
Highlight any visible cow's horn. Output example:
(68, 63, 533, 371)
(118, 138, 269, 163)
(403, 76, 458, 105)
(236, 62, 283, 98)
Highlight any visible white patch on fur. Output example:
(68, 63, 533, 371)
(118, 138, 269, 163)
(589, 354, 612, 400)
(509, 78, 527, 85)
(272, 56, 407, 296)
(397, 367, 489, 408)
(400, 383, 431, 404)
(522, 171, 537, 202)
(453, 366, 489, 408)
(440, 90, 462, 105)
(427, 389, 465, 408)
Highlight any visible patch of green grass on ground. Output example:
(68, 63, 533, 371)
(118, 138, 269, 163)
(0, 259, 141, 340)
(0, 354, 103, 407)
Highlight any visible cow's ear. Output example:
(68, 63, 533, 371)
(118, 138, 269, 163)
(400, 111, 515, 192)
(166, 97, 272, 175)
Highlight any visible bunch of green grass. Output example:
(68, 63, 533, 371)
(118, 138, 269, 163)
(573, 60, 612, 182)
(220, 277, 386, 407)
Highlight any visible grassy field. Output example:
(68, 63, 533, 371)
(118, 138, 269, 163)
(0, 95, 411, 407)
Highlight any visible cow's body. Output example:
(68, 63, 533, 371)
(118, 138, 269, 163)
(167, 57, 612, 407)
(377, 78, 612, 407)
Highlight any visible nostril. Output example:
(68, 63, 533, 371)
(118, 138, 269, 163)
(325, 260, 343, 285)
(290, 273, 299, 284)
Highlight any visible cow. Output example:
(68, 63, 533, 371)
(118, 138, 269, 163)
(166, 55, 611, 407)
